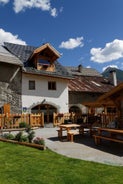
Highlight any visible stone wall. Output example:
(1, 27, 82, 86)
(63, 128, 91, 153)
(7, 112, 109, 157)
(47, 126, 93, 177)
(0, 63, 22, 113)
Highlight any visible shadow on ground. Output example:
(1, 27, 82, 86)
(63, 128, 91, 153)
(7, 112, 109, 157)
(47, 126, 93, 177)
(48, 133, 123, 157)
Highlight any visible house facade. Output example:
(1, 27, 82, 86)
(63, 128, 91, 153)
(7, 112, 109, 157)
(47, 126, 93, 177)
(1, 42, 72, 123)
(22, 73, 69, 115)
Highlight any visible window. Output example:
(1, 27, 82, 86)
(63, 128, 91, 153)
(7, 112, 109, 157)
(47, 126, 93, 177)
(29, 80, 35, 90)
(48, 81, 56, 90)
(38, 59, 50, 65)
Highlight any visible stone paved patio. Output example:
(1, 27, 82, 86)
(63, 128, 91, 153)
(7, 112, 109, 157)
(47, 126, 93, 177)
(34, 127, 123, 166)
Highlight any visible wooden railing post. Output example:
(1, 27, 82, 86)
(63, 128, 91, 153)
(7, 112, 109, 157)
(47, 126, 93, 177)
(41, 113, 44, 127)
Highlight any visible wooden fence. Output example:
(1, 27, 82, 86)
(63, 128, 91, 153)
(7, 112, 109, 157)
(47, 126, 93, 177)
(53, 113, 74, 126)
(0, 113, 44, 129)
(0, 112, 119, 129)
(53, 112, 119, 127)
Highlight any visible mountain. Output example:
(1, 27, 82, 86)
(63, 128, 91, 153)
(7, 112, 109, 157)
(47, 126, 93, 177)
(102, 67, 123, 82)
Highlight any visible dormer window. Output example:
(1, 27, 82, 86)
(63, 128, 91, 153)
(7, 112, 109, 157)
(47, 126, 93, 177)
(39, 59, 50, 66)
(28, 43, 60, 72)
(38, 59, 50, 69)
(37, 58, 53, 71)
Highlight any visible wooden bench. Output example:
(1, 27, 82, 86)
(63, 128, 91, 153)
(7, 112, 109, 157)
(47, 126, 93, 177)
(93, 134, 123, 145)
(67, 130, 80, 142)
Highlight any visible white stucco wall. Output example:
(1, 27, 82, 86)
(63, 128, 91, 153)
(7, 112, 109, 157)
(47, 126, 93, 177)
(22, 73, 69, 113)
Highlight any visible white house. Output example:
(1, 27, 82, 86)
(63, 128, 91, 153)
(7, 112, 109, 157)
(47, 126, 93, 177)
(22, 73, 69, 113)
(3, 42, 72, 123)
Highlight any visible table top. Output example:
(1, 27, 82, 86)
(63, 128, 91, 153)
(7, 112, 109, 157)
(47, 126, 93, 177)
(59, 124, 80, 128)
(98, 127, 123, 134)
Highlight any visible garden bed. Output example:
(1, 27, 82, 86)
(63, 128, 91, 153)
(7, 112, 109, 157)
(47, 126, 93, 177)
(0, 138, 46, 150)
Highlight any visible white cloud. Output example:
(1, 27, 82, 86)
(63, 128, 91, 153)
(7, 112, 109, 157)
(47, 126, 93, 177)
(13, 0, 58, 17)
(0, 0, 59, 17)
(59, 37, 84, 49)
(13, 0, 50, 13)
(102, 65, 119, 72)
(0, 28, 26, 45)
(90, 39, 123, 63)
(50, 8, 57, 17)
(0, 0, 9, 4)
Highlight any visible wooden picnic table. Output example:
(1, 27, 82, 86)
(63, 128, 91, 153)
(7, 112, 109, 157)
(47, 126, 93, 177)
(57, 124, 82, 141)
(93, 127, 123, 145)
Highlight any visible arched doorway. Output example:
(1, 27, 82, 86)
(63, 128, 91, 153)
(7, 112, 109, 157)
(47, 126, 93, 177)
(69, 106, 81, 114)
(31, 104, 57, 124)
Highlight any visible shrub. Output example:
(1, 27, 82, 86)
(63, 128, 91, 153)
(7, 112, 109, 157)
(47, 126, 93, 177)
(21, 135, 29, 142)
(25, 125, 31, 133)
(14, 131, 29, 142)
(28, 131, 35, 143)
(19, 122, 28, 128)
(2, 133, 15, 140)
(14, 131, 23, 142)
(33, 137, 45, 146)
(25, 126, 35, 143)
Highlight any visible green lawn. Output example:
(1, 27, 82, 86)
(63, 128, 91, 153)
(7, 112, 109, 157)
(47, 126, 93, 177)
(0, 142, 122, 184)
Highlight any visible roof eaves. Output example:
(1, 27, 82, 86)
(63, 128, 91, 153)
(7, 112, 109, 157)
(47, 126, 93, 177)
(0, 44, 23, 66)
(22, 68, 73, 80)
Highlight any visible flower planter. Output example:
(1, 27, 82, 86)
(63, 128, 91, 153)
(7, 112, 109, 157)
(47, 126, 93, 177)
(0, 138, 46, 150)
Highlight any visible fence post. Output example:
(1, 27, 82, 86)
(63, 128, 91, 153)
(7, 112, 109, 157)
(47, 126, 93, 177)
(41, 113, 44, 127)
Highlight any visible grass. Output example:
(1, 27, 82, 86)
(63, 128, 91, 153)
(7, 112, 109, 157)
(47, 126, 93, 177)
(0, 142, 122, 184)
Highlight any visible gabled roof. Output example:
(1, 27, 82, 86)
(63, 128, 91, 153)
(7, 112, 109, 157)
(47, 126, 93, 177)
(0, 45, 22, 66)
(65, 66, 102, 77)
(68, 75, 113, 93)
(65, 65, 113, 93)
(29, 43, 61, 61)
(4, 42, 73, 80)
(23, 61, 73, 79)
(4, 42, 35, 63)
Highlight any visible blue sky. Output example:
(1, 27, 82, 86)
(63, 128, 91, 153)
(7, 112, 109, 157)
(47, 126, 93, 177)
(0, 0, 123, 72)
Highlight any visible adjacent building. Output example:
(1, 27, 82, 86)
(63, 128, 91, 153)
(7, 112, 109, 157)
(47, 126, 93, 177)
(66, 65, 114, 114)
(0, 44, 22, 113)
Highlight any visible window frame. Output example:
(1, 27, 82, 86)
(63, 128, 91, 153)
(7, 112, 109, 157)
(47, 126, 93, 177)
(48, 81, 56, 90)
(29, 80, 35, 90)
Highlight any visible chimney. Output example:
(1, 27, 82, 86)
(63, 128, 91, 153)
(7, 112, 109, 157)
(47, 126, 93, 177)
(78, 64, 83, 73)
(110, 70, 117, 86)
